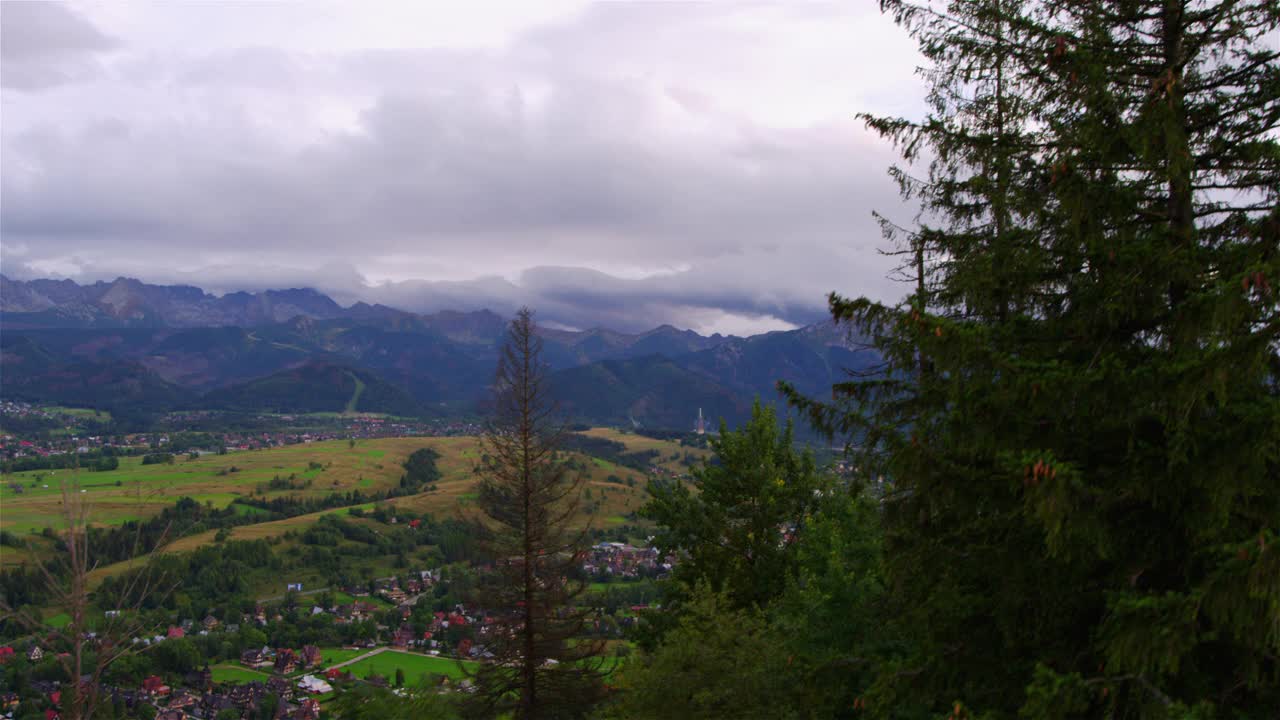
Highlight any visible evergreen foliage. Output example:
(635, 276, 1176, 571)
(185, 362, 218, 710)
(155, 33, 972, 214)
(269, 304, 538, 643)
(624, 406, 885, 719)
(785, 0, 1279, 716)
(617, 585, 806, 719)
(643, 401, 822, 611)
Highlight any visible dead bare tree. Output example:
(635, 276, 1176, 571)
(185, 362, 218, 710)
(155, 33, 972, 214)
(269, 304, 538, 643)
(462, 307, 606, 720)
(1, 466, 175, 720)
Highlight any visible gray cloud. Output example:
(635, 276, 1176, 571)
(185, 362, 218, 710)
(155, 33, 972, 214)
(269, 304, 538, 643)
(1, 2, 922, 334)
(1, 2, 117, 90)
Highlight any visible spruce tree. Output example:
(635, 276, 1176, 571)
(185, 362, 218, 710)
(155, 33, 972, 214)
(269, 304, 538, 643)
(787, 0, 1278, 716)
(464, 308, 606, 720)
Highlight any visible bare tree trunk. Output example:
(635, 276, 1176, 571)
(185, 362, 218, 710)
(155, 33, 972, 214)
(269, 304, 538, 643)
(464, 308, 605, 720)
(1, 464, 175, 720)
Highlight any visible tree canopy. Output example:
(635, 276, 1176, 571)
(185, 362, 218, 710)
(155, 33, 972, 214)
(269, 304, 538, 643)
(785, 0, 1279, 716)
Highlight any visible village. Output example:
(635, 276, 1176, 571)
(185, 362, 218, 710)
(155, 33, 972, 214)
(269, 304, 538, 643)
(0, 544, 667, 720)
(0, 402, 482, 465)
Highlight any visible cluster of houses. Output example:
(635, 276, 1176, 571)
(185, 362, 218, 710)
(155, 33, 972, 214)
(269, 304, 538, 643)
(365, 569, 438, 604)
(582, 542, 669, 580)
(132, 672, 325, 720)
(2, 633, 344, 720)
(1, 413, 484, 462)
(0, 544, 669, 720)
(327, 569, 442, 630)
(0, 660, 328, 720)
(239, 645, 323, 675)
(127, 619, 235, 648)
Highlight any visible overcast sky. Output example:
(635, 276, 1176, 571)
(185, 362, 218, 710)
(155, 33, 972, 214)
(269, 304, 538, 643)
(1, 1, 926, 334)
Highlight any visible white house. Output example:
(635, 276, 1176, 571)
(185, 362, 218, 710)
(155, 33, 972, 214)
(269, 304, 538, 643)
(297, 675, 333, 694)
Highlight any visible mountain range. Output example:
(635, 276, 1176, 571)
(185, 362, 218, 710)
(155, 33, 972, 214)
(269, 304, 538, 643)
(0, 275, 876, 430)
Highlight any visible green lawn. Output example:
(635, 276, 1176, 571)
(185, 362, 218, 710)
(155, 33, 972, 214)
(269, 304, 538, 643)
(342, 650, 477, 682)
(318, 647, 366, 665)
(211, 665, 271, 684)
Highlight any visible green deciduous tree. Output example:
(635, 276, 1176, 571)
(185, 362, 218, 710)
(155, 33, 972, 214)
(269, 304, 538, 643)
(630, 404, 890, 718)
(616, 585, 805, 720)
(643, 401, 822, 611)
(787, 0, 1279, 716)
(328, 683, 458, 720)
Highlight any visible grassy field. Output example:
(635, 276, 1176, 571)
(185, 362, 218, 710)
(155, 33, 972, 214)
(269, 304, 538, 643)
(343, 650, 478, 682)
(42, 406, 114, 421)
(210, 664, 272, 684)
(0, 542, 46, 568)
(317, 647, 367, 665)
(0, 437, 478, 534)
(0, 425, 686, 532)
(574, 427, 711, 473)
(15, 429, 694, 585)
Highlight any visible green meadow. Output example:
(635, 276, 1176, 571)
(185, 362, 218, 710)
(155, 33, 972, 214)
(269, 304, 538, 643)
(342, 650, 478, 683)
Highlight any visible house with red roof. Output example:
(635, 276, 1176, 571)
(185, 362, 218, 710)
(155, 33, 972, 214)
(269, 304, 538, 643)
(142, 675, 170, 697)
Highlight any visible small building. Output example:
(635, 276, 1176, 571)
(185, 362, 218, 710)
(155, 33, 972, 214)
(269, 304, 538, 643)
(266, 675, 295, 701)
(166, 691, 198, 711)
(274, 648, 298, 674)
(141, 675, 171, 697)
(295, 697, 321, 720)
(391, 624, 415, 648)
(296, 675, 332, 695)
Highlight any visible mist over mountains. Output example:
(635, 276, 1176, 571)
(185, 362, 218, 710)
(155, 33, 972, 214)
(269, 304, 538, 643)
(0, 275, 874, 430)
